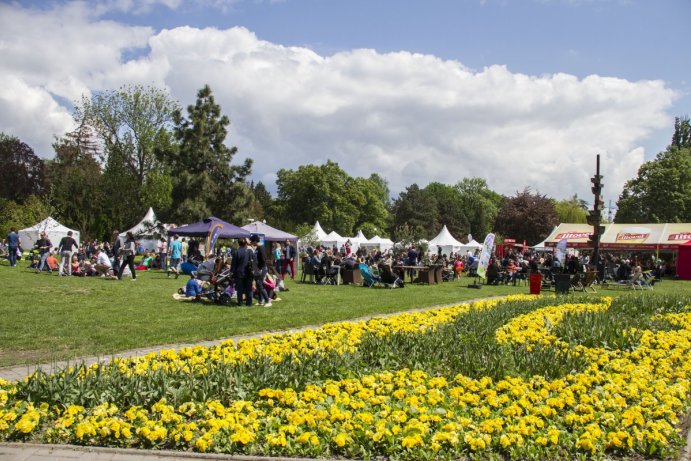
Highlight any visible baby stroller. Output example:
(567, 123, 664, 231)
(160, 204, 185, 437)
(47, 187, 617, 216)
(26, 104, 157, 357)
(202, 266, 235, 305)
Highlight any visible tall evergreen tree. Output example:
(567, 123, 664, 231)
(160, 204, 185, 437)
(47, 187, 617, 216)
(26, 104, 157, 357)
(168, 85, 252, 223)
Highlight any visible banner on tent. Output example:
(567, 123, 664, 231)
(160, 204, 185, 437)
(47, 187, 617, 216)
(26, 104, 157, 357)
(206, 223, 224, 257)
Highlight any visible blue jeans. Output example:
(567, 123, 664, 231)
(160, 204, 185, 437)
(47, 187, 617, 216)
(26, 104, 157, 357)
(8, 246, 17, 267)
(159, 252, 167, 270)
(38, 253, 51, 272)
(256, 267, 270, 304)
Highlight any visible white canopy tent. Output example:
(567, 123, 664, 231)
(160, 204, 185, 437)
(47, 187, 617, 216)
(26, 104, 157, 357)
(361, 235, 394, 252)
(321, 230, 347, 248)
(312, 221, 328, 241)
(19, 217, 80, 251)
(121, 207, 162, 252)
(346, 230, 368, 249)
(460, 239, 483, 254)
(428, 225, 464, 256)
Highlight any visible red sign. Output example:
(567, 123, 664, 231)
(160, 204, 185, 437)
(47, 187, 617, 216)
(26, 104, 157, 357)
(615, 233, 650, 242)
(504, 239, 516, 244)
(555, 232, 591, 240)
(669, 232, 691, 241)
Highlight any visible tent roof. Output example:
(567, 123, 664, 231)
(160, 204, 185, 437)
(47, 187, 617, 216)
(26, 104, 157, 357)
(168, 216, 250, 239)
(543, 222, 691, 250)
(322, 230, 347, 245)
(242, 221, 298, 242)
(312, 221, 327, 240)
(429, 225, 463, 247)
(124, 207, 160, 237)
(20, 217, 76, 234)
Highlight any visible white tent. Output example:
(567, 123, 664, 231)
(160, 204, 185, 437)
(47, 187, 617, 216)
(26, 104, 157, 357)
(312, 221, 328, 241)
(321, 230, 347, 248)
(19, 217, 80, 251)
(428, 225, 464, 256)
(122, 207, 162, 252)
(460, 239, 483, 254)
(347, 230, 368, 249)
(361, 235, 394, 251)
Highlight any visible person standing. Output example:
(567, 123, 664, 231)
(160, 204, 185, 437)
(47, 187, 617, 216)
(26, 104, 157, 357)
(35, 232, 52, 274)
(118, 231, 137, 281)
(158, 237, 167, 271)
(168, 234, 183, 278)
(111, 230, 122, 271)
(58, 231, 78, 276)
(282, 240, 296, 281)
(272, 242, 283, 274)
(180, 238, 189, 263)
(231, 238, 254, 306)
(250, 235, 271, 306)
(6, 227, 20, 267)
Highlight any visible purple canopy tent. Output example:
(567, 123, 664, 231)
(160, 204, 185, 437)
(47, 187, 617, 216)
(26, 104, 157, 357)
(241, 221, 298, 242)
(168, 217, 251, 258)
(168, 217, 251, 239)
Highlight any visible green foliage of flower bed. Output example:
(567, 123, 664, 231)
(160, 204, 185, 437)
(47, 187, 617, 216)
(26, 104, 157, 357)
(2, 293, 690, 460)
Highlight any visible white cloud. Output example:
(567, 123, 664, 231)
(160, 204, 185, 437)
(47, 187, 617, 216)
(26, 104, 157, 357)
(0, 2, 676, 204)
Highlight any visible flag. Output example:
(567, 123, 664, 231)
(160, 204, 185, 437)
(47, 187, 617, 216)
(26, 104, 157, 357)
(556, 238, 568, 265)
(205, 223, 224, 257)
(477, 233, 495, 279)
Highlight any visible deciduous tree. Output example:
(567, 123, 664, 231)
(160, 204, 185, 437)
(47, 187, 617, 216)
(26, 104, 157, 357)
(454, 178, 503, 239)
(494, 188, 558, 245)
(555, 194, 588, 224)
(0, 133, 46, 202)
(47, 126, 107, 239)
(615, 146, 691, 223)
(76, 85, 179, 186)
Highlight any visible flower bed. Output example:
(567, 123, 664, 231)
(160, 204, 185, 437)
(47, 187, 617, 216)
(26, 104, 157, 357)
(1, 293, 690, 459)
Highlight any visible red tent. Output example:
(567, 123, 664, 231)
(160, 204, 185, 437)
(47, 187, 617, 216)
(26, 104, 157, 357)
(677, 241, 691, 280)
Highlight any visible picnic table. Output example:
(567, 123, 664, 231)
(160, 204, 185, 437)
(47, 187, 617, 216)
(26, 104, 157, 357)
(394, 265, 436, 284)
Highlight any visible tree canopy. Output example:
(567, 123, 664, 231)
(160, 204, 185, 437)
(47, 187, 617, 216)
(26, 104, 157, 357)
(0, 133, 46, 203)
(274, 161, 389, 236)
(494, 188, 558, 245)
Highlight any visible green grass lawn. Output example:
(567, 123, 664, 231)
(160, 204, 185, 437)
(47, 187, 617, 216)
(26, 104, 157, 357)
(0, 262, 689, 367)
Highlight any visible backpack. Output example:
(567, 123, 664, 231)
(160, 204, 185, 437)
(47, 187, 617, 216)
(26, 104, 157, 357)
(246, 248, 261, 278)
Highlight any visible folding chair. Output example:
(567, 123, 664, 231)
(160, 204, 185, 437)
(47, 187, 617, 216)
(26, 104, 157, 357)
(359, 263, 383, 287)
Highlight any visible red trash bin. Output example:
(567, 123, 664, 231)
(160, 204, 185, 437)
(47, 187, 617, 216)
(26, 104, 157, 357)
(529, 273, 542, 295)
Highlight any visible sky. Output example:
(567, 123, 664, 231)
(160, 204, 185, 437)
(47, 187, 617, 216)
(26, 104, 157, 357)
(1, 0, 689, 209)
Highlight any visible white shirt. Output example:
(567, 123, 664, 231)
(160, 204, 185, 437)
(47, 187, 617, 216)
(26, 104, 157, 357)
(96, 252, 111, 268)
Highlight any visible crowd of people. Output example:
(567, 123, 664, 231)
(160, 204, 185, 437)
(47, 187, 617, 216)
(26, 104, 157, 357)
(1, 227, 675, 299)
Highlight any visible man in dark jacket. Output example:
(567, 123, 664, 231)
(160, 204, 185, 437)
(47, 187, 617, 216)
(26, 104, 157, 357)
(231, 238, 254, 306)
(35, 232, 52, 274)
(281, 240, 296, 280)
(249, 235, 271, 306)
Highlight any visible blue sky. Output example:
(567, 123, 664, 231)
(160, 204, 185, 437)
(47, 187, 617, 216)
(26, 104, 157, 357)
(1, 0, 688, 205)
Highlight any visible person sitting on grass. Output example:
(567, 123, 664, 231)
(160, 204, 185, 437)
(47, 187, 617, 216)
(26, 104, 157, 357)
(185, 273, 203, 302)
